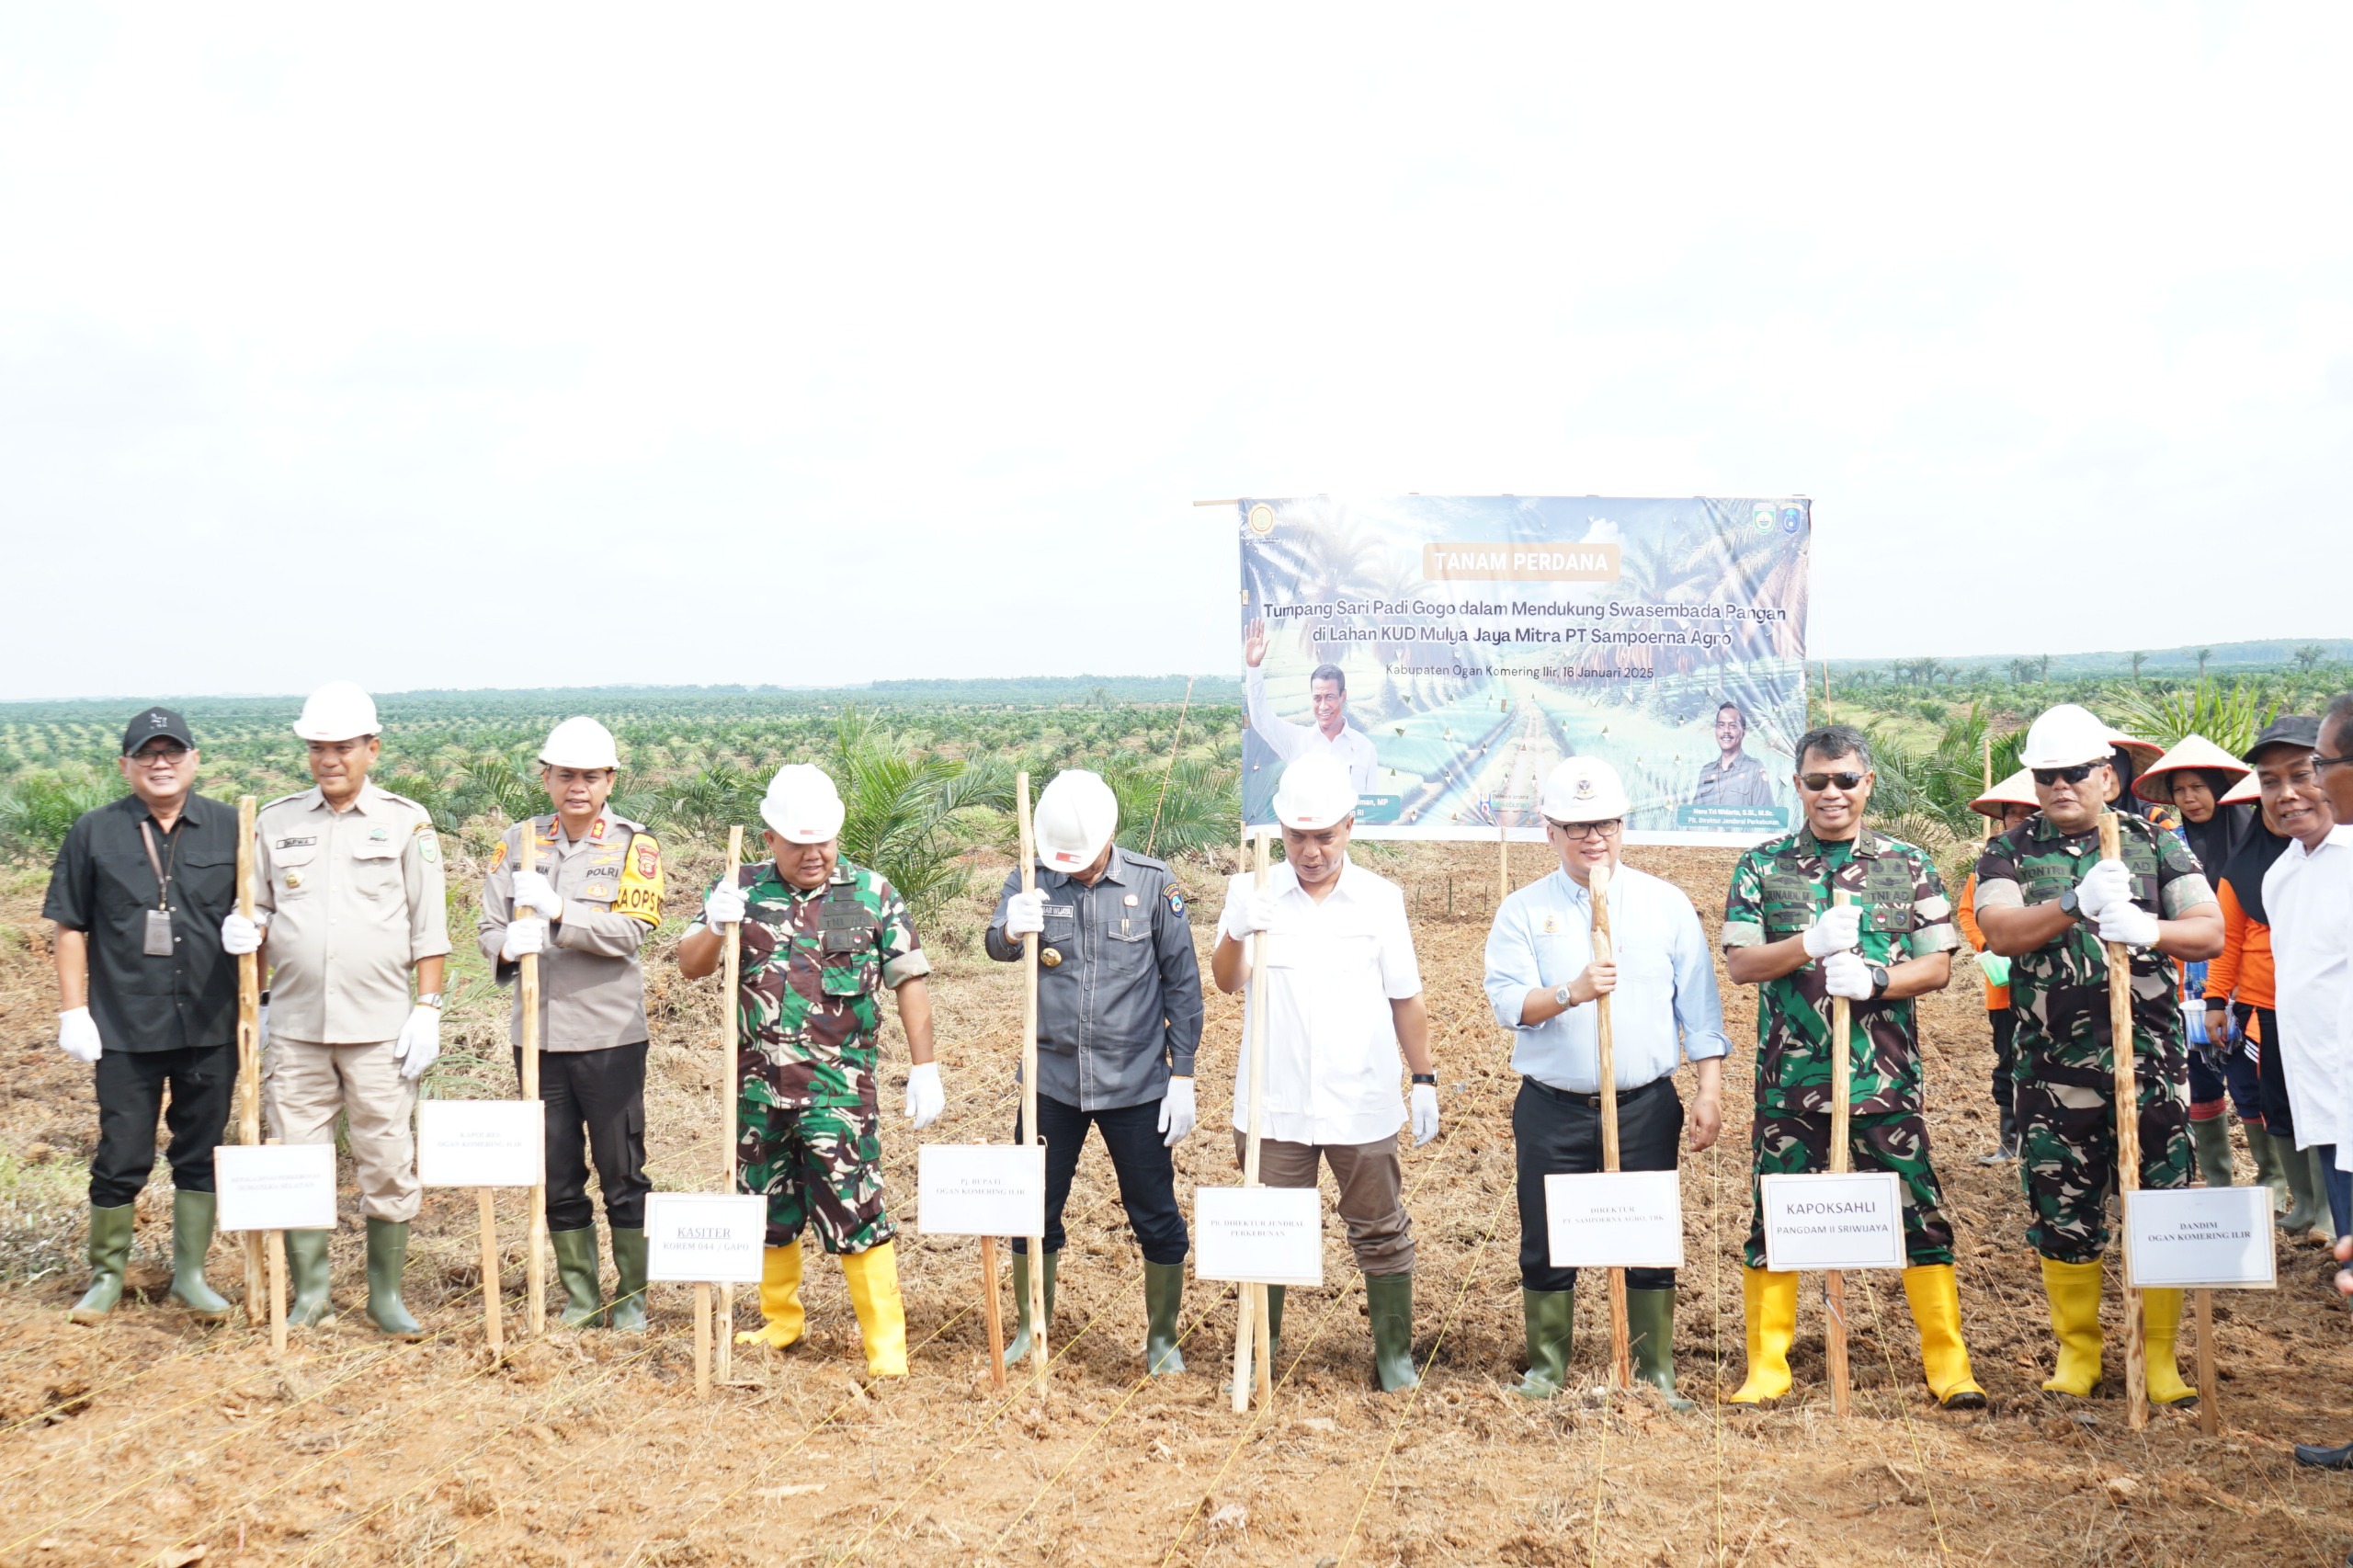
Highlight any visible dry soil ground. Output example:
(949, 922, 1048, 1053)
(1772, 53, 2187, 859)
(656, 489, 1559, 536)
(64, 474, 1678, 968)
(0, 841, 2348, 1567)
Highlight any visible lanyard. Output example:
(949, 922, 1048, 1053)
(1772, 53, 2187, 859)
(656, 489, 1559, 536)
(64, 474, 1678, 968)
(137, 818, 182, 910)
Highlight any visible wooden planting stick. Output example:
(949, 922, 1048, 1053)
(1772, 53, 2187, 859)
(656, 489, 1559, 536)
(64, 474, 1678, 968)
(695, 1281, 712, 1398)
(234, 796, 267, 1326)
(1016, 774, 1050, 1393)
(981, 1234, 1007, 1390)
(717, 825, 744, 1386)
(265, 1136, 286, 1358)
(2194, 1290, 2220, 1436)
(478, 1188, 503, 1358)
(1590, 861, 1631, 1391)
(1233, 829, 1273, 1412)
(2099, 812, 2148, 1427)
(1825, 889, 1853, 1418)
(517, 824, 546, 1336)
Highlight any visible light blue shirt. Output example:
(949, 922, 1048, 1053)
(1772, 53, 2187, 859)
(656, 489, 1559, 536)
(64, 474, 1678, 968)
(1483, 863, 1730, 1094)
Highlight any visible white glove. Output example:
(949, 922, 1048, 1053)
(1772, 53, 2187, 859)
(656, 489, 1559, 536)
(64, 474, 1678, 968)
(57, 1007, 101, 1063)
(2097, 901, 2159, 949)
(396, 1005, 441, 1080)
(1802, 903, 1864, 959)
(1157, 1075, 1197, 1146)
(500, 917, 547, 961)
(1823, 949, 1875, 1001)
(2075, 858, 2132, 921)
(904, 1062, 944, 1129)
(1409, 1083, 1440, 1146)
(703, 879, 746, 927)
(511, 869, 564, 921)
(220, 911, 265, 956)
(1002, 890, 1046, 939)
(1220, 888, 1279, 943)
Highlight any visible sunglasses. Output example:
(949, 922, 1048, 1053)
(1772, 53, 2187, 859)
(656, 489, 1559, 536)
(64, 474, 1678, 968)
(2032, 763, 2102, 786)
(1797, 772, 1866, 791)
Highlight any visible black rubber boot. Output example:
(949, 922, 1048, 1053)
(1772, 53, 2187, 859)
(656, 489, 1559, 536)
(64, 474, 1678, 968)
(608, 1228, 649, 1332)
(1626, 1288, 1693, 1410)
(285, 1228, 335, 1327)
(1006, 1249, 1058, 1363)
(1515, 1288, 1573, 1399)
(364, 1219, 421, 1336)
(1142, 1260, 1186, 1375)
(549, 1227, 605, 1329)
(68, 1203, 136, 1324)
(1367, 1272, 1418, 1392)
(168, 1190, 231, 1320)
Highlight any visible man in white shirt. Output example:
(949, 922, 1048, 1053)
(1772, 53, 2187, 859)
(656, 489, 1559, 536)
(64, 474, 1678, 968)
(1213, 754, 1438, 1392)
(1242, 618, 1380, 792)
(1483, 756, 1728, 1406)
(2294, 694, 2353, 1474)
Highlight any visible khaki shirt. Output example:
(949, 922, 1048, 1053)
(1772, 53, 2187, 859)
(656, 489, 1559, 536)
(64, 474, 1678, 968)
(478, 812, 663, 1051)
(255, 783, 451, 1045)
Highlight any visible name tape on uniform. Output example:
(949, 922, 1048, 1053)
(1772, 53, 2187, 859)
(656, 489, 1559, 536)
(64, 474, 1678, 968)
(915, 1144, 1046, 1238)
(2123, 1187, 2277, 1290)
(1545, 1170, 1684, 1270)
(1759, 1171, 1905, 1272)
(644, 1193, 767, 1285)
(416, 1100, 545, 1189)
(1193, 1187, 1324, 1288)
(213, 1144, 338, 1233)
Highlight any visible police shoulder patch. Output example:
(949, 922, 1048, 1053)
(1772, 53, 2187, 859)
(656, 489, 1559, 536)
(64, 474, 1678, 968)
(1166, 887, 1185, 916)
(489, 840, 508, 871)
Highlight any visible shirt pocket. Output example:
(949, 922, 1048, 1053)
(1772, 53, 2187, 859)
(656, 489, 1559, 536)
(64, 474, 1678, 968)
(821, 953, 878, 999)
(351, 837, 402, 900)
(1104, 915, 1154, 971)
(272, 839, 319, 900)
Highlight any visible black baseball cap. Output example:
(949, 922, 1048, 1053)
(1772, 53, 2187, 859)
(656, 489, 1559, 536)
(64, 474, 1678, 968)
(2243, 714, 2318, 764)
(121, 706, 196, 755)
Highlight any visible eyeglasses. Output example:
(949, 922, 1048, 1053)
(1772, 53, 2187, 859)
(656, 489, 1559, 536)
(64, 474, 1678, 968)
(2032, 763, 2101, 787)
(1797, 772, 1866, 791)
(1551, 819, 1622, 840)
(128, 744, 190, 767)
(2314, 753, 2353, 775)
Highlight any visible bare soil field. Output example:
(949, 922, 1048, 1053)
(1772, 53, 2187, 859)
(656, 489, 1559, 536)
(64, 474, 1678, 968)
(0, 842, 2347, 1567)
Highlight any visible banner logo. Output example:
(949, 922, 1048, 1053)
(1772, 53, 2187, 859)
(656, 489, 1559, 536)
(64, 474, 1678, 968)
(1247, 504, 1277, 537)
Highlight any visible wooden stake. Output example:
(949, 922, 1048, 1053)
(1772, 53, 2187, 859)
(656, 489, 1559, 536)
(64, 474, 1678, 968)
(478, 1188, 503, 1358)
(1498, 819, 1509, 908)
(694, 1281, 712, 1398)
(1825, 889, 1854, 1419)
(2100, 811, 2148, 1427)
(1016, 774, 1050, 1393)
(981, 1235, 1006, 1391)
(1590, 861, 1631, 1392)
(2193, 1289, 2219, 1436)
(234, 796, 267, 1326)
(717, 824, 744, 1387)
(1233, 829, 1273, 1413)
(517, 823, 546, 1337)
(264, 1137, 285, 1358)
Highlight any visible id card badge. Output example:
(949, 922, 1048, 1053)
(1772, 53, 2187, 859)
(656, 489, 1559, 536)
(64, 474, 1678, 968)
(143, 908, 176, 957)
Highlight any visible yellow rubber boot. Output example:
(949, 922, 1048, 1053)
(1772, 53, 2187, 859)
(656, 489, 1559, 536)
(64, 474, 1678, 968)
(1724, 1267, 1797, 1404)
(736, 1241, 805, 1349)
(2141, 1288, 2198, 1406)
(2038, 1256, 2105, 1396)
(1901, 1264, 1987, 1409)
(841, 1241, 908, 1378)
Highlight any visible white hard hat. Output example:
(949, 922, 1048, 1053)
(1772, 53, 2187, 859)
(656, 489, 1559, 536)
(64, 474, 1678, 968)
(1035, 770, 1119, 874)
(760, 764, 846, 844)
(292, 681, 380, 743)
(1269, 756, 1358, 831)
(2018, 704, 2117, 770)
(539, 716, 620, 770)
(1540, 756, 1631, 824)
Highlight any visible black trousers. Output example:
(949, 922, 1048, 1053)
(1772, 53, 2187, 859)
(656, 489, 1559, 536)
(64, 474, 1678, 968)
(518, 1042, 650, 1232)
(1514, 1074, 1684, 1293)
(1010, 1092, 1188, 1265)
(2251, 1006, 2295, 1138)
(91, 1043, 237, 1208)
(1988, 1008, 2017, 1115)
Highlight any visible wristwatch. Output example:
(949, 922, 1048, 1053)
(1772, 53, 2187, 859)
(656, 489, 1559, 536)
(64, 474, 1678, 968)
(2057, 888, 2081, 920)
(416, 992, 444, 1010)
(1553, 983, 1573, 1010)
(1410, 1073, 1438, 1086)
(1865, 964, 1891, 999)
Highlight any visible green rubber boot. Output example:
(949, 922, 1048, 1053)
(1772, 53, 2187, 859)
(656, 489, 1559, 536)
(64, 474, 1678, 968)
(168, 1191, 232, 1320)
(1515, 1288, 1573, 1399)
(2189, 1116, 2235, 1188)
(1142, 1260, 1186, 1375)
(1367, 1271, 1419, 1392)
(285, 1228, 336, 1327)
(2248, 1122, 2290, 1213)
(363, 1219, 420, 1336)
(608, 1228, 648, 1332)
(1005, 1249, 1058, 1363)
(2278, 1133, 2326, 1236)
(549, 1227, 605, 1329)
(1626, 1288, 1693, 1410)
(68, 1203, 136, 1324)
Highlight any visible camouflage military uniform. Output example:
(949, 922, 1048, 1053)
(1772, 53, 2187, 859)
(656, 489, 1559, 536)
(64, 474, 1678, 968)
(1723, 828, 1962, 1267)
(697, 859, 930, 1254)
(1972, 813, 2211, 1264)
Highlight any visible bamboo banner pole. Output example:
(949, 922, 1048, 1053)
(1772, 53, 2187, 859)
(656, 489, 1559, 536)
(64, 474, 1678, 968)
(1825, 889, 1854, 1418)
(2099, 811, 2148, 1427)
(717, 824, 744, 1387)
(234, 796, 266, 1326)
(1498, 818, 1508, 908)
(1016, 774, 1049, 1393)
(517, 824, 546, 1336)
(1589, 861, 1631, 1391)
(477, 1188, 503, 1358)
(1233, 828, 1273, 1413)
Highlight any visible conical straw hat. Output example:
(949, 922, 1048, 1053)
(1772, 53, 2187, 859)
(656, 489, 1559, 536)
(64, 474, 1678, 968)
(2131, 733, 2252, 802)
(1970, 767, 2041, 817)
(2219, 768, 2262, 806)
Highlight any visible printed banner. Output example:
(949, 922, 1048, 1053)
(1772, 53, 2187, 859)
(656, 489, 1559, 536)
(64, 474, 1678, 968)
(1236, 495, 1811, 843)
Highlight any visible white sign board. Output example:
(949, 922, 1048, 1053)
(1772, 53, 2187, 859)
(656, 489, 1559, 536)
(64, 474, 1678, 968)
(1544, 1170, 1685, 1270)
(644, 1193, 767, 1285)
(2124, 1187, 2278, 1290)
(213, 1143, 338, 1233)
(1759, 1171, 1906, 1272)
(1194, 1187, 1324, 1288)
(916, 1144, 1046, 1238)
(416, 1100, 545, 1188)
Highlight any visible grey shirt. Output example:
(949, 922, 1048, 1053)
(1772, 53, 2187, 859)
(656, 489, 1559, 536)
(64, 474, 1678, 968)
(1692, 749, 1774, 808)
(984, 847, 1204, 1111)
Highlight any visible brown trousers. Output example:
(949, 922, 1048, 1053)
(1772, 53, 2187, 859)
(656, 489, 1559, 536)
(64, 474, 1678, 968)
(1233, 1131, 1415, 1275)
(265, 1038, 419, 1222)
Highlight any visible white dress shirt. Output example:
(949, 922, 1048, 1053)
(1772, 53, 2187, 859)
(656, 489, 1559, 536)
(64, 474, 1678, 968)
(1245, 666, 1381, 791)
(1223, 858, 1422, 1146)
(2263, 825, 2353, 1153)
(1483, 863, 1731, 1094)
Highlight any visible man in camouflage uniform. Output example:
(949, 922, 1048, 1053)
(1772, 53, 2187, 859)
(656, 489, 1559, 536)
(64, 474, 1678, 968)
(677, 764, 944, 1378)
(1973, 704, 2222, 1408)
(1721, 723, 1985, 1408)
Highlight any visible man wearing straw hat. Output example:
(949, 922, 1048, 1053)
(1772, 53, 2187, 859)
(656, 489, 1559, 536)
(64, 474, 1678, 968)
(1721, 722, 1985, 1409)
(1211, 754, 1438, 1392)
(1973, 703, 2222, 1406)
(479, 716, 664, 1331)
(1959, 767, 2040, 1165)
(677, 764, 942, 1378)
(1483, 756, 1728, 1405)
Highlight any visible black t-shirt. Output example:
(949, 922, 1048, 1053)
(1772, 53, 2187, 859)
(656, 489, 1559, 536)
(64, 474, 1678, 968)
(43, 791, 240, 1052)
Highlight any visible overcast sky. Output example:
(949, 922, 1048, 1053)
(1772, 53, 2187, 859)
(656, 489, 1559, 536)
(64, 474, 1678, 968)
(3, 4, 2347, 701)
